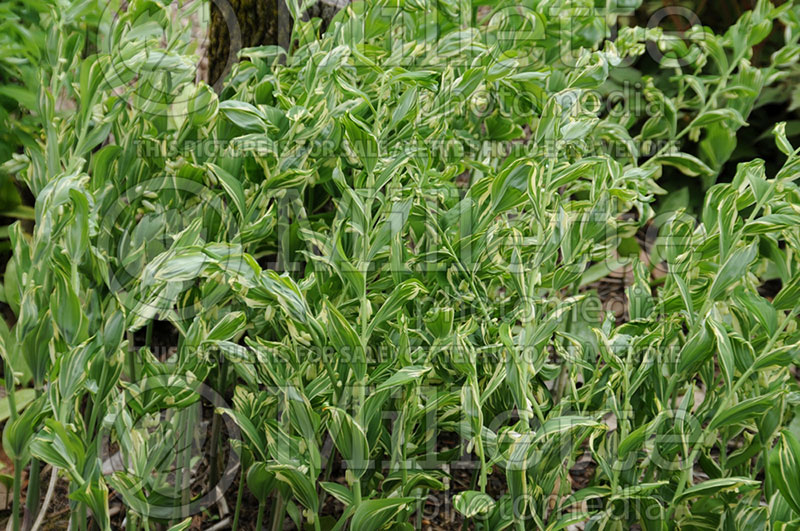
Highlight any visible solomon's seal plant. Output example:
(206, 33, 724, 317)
(1, 0, 800, 530)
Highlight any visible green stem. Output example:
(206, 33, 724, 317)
(530, 393, 546, 425)
(145, 320, 153, 351)
(88, 359, 108, 436)
(12, 458, 22, 531)
(76, 501, 87, 531)
(665, 443, 704, 521)
(231, 464, 246, 531)
(25, 458, 41, 527)
(471, 378, 488, 494)
(476, 435, 488, 493)
(256, 501, 266, 531)
(127, 331, 136, 381)
(5, 360, 18, 423)
(6, 357, 21, 531)
(180, 408, 194, 518)
(554, 290, 579, 406)
(209, 359, 229, 488)
(353, 479, 362, 506)
(269, 493, 286, 531)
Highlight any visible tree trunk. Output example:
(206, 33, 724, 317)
(207, 0, 283, 89)
(207, 0, 347, 90)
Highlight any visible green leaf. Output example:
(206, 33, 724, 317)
(50, 275, 85, 344)
(165, 518, 193, 531)
(207, 311, 247, 342)
(744, 214, 800, 235)
(534, 416, 603, 444)
(618, 417, 660, 459)
(708, 319, 735, 389)
(692, 108, 747, 129)
(3, 395, 43, 462)
(389, 87, 417, 131)
(708, 395, 775, 430)
(219, 407, 267, 461)
(709, 243, 758, 300)
(350, 498, 415, 531)
(770, 430, 800, 515)
(0, 85, 37, 110)
(153, 250, 209, 282)
(267, 464, 319, 514)
(677, 321, 715, 375)
(375, 366, 430, 391)
(0, 388, 36, 422)
(491, 162, 534, 213)
(366, 279, 426, 338)
(68, 479, 110, 531)
(206, 162, 247, 219)
(651, 153, 714, 177)
(219, 100, 267, 131)
(773, 122, 794, 156)
(246, 462, 276, 502)
(453, 490, 495, 518)
(325, 302, 365, 381)
(342, 112, 379, 175)
(674, 477, 760, 503)
(773, 275, 800, 311)
(752, 346, 794, 371)
(325, 407, 370, 480)
(320, 481, 354, 506)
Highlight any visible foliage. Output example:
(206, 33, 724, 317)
(0, 0, 102, 241)
(2, 0, 800, 530)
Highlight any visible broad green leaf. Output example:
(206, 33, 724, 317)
(68, 479, 110, 531)
(677, 321, 715, 375)
(207, 311, 247, 342)
(206, 162, 247, 219)
(153, 250, 209, 282)
(0, 388, 36, 423)
(366, 279, 426, 338)
(770, 430, 800, 515)
(325, 302, 365, 380)
(375, 366, 430, 391)
(692, 108, 747, 129)
(453, 490, 495, 518)
(773, 122, 794, 156)
(267, 464, 319, 514)
(708, 395, 775, 430)
(165, 519, 193, 531)
(708, 319, 735, 388)
(773, 275, 800, 311)
(247, 462, 276, 502)
(219, 100, 267, 131)
(350, 498, 415, 531)
(674, 477, 759, 503)
(709, 243, 758, 300)
(320, 481, 354, 506)
(325, 407, 370, 480)
(535, 416, 604, 444)
(652, 153, 714, 177)
(342, 112, 378, 175)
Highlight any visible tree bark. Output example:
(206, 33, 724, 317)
(207, 0, 282, 89)
(207, 0, 347, 90)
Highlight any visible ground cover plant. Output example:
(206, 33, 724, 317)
(2, 0, 800, 529)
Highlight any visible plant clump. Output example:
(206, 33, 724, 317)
(1, 0, 800, 530)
